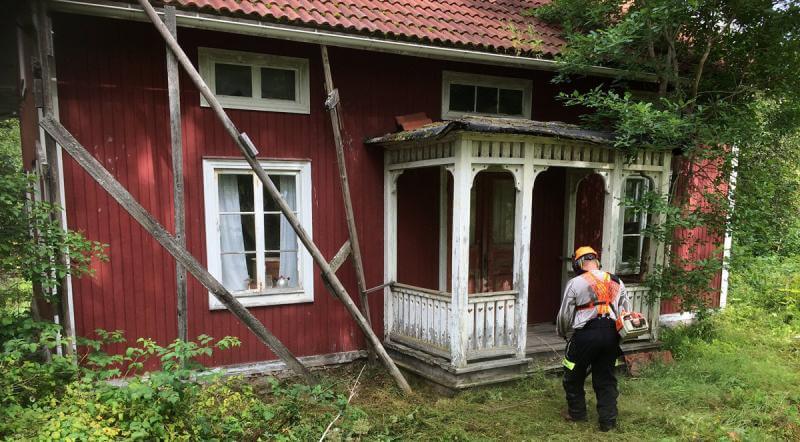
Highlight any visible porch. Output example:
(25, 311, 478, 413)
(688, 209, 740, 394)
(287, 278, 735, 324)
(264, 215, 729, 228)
(367, 116, 672, 389)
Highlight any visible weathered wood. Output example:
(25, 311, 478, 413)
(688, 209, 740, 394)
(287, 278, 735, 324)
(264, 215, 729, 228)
(320, 45, 372, 328)
(39, 117, 317, 385)
(163, 6, 187, 342)
(328, 240, 351, 273)
(136, 0, 411, 394)
(33, 0, 74, 355)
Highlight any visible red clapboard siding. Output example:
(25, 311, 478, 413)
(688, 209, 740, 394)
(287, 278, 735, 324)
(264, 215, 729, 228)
(50, 12, 642, 367)
(661, 156, 727, 314)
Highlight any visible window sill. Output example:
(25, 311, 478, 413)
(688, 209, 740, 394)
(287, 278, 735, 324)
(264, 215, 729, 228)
(208, 289, 313, 310)
(201, 96, 310, 114)
(441, 111, 528, 121)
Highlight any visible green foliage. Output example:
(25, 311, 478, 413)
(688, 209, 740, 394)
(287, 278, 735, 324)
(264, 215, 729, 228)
(0, 118, 106, 310)
(527, 1, 800, 308)
(0, 323, 367, 441)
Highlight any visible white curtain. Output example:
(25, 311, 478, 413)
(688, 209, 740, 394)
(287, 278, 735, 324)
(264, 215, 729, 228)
(279, 175, 298, 287)
(219, 175, 249, 291)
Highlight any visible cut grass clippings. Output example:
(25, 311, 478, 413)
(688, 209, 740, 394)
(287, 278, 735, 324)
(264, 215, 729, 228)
(312, 302, 800, 441)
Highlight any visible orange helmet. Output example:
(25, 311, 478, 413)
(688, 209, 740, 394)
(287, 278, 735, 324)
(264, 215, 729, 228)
(574, 246, 599, 261)
(573, 246, 599, 273)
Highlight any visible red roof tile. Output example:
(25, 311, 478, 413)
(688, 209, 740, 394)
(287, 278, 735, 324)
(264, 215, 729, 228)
(157, 0, 564, 56)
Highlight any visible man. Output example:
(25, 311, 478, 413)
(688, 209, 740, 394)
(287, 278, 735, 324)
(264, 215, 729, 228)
(556, 246, 635, 432)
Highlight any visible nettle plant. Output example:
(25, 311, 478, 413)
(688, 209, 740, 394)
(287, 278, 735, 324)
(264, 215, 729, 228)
(531, 0, 800, 312)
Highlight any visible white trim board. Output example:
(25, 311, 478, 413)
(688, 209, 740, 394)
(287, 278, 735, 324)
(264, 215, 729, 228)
(49, 0, 657, 82)
(202, 158, 314, 309)
(212, 350, 368, 378)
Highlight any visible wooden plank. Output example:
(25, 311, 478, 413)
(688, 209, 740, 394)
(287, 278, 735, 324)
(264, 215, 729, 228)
(328, 240, 351, 273)
(40, 117, 316, 383)
(320, 45, 372, 331)
(136, 0, 410, 394)
(163, 5, 187, 343)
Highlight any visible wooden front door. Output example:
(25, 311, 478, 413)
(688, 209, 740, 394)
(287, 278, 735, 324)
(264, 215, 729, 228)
(469, 172, 516, 293)
(528, 167, 566, 324)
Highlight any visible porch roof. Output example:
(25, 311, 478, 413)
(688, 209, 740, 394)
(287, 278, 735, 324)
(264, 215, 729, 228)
(365, 116, 615, 145)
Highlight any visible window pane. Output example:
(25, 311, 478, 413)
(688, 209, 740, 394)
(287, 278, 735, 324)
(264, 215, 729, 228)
(623, 208, 641, 234)
(219, 214, 256, 252)
(498, 89, 523, 115)
(264, 214, 281, 251)
(625, 178, 644, 200)
(492, 178, 516, 243)
(476, 86, 498, 114)
(264, 174, 297, 212)
(261, 67, 296, 100)
(621, 236, 641, 264)
(264, 251, 299, 289)
(221, 253, 257, 292)
(449, 83, 475, 112)
(218, 174, 254, 212)
(215, 63, 252, 97)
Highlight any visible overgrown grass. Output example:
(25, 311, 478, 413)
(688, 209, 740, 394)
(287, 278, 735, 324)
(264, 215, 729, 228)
(2, 255, 798, 440)
(339, 254, 800, 440)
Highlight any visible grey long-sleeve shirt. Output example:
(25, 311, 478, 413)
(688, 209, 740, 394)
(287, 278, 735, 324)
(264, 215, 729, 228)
(556, 269, 631, 338)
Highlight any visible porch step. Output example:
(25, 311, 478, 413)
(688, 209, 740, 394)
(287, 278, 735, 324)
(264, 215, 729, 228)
(385, 341, 530, 390)
(526, 339, 664, 374)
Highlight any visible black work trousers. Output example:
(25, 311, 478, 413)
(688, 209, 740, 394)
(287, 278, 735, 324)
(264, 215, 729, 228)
(563, 317, 620, 425)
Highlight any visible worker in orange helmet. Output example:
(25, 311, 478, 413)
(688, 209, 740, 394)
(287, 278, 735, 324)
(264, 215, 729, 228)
(556, 246, 638, 432)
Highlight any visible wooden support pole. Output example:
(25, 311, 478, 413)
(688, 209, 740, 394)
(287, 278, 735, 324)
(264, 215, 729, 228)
(33, 0, 74, 355)
(136, 0, 411, 394)
(319, 45, 372, 330)
(39, 117, 317, 385)
(163, 6, 187, 342)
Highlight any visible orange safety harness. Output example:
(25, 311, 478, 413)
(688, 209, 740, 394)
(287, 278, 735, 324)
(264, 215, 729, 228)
(575, 271, 619, 318)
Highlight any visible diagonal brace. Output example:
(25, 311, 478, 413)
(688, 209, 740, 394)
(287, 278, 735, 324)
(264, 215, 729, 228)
(39, 117, 317, 385)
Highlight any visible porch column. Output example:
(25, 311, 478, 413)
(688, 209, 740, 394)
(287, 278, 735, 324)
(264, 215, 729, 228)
(512, 156, 548, 358)
(646, 154, 672, 340)
(449, 139, 472, 368)
(600, 156, 624, 273)
(383, 166, 404, 340)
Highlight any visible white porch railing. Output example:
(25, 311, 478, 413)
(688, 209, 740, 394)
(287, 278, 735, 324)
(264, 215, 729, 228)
(389, 283, 452, 358)
(466, 291, 518, 360)
(389, 284, 522, 361)
(626, 284, 658, 340)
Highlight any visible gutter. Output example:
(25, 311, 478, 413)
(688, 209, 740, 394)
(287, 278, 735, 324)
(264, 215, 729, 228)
(49, 0, 656, 82)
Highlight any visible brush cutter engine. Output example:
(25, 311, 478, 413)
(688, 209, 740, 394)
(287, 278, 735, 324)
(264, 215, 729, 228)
(617, 313, 648, 341)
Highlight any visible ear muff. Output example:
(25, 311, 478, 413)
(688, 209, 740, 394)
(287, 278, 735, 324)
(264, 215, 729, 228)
(572, 252, 598, 274)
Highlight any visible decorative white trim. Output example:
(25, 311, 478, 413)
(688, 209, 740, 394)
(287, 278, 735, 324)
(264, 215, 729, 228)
(198, 47, 310, 114)
(202, 158, 313, 309)
(441, 71, 532, 120)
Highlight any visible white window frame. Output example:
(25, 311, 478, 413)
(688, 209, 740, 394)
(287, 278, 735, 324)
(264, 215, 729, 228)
(198, 47, 310, 114)
(617, 176, 650, 275)
(203, 159, 314, 309)
(441, 71, 533, 120)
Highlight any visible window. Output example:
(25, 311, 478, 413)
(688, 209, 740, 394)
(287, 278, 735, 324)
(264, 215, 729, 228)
(442, 71, 532, 120)
(203, 159, 313, 309)
(618, 176, 650, 274)
(198, 48, 310, 114)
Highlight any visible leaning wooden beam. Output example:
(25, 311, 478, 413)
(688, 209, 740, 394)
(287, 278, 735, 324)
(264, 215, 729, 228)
(163, 5, 188, 343)
(39, 117, 317, 385)
(136, 0, 411, 394)
(320, 45, 372, 328)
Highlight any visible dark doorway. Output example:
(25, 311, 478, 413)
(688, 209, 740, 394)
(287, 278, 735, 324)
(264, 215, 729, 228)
(528, 167, 566, 324)
(468, 172, 516, 293)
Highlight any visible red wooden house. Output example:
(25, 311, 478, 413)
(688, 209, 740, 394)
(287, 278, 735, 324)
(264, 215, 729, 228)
(7, 0, 727, 388)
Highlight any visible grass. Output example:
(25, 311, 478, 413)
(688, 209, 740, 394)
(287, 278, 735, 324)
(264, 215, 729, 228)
(311, 256, 800, 441)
